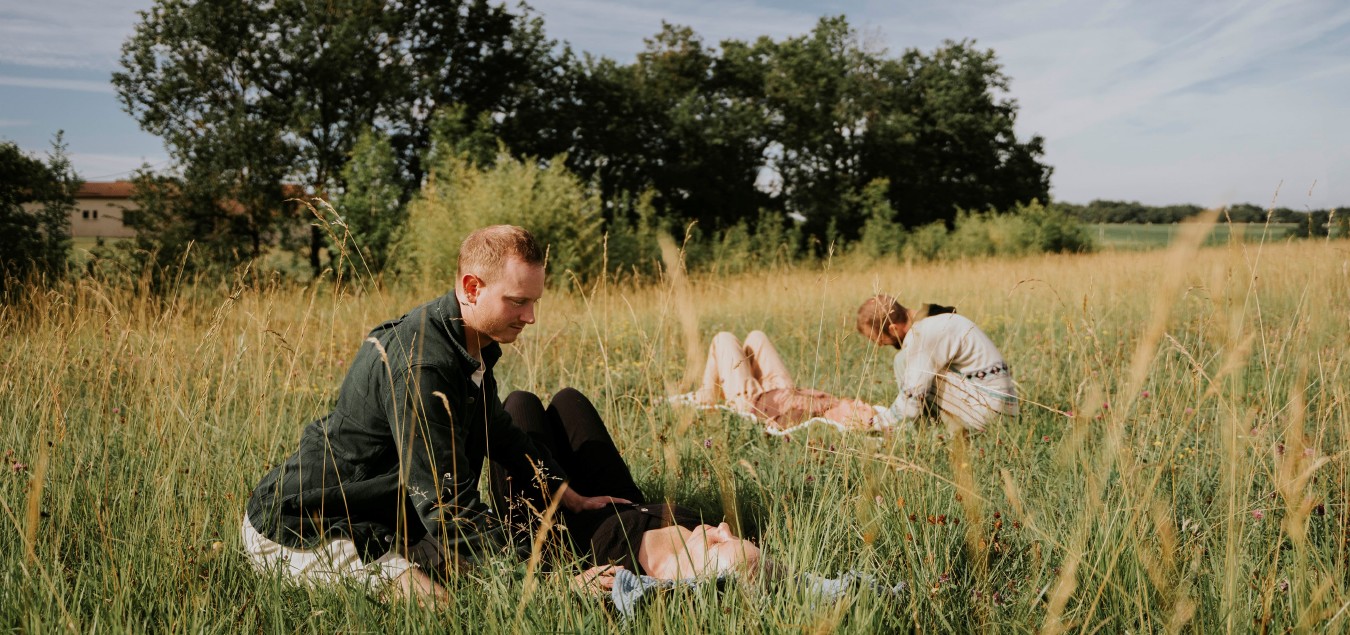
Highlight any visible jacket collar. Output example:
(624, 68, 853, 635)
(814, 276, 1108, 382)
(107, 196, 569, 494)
(430, 291, 502, 374)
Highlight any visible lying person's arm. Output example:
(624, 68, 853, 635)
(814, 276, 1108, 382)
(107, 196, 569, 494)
(570, 564, 626, 596)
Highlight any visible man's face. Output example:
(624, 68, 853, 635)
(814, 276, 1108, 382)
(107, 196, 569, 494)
(460, 257, 545, 345)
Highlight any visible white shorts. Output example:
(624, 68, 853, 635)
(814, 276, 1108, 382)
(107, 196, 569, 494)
(240, 514, 443, 589)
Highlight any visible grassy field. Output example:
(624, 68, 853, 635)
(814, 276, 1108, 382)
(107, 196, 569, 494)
(1089, 222, 1297, 250)
(3, 228, 1348, 632)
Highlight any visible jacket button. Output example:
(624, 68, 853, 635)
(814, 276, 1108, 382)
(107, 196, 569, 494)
(467, 396, 475, 404)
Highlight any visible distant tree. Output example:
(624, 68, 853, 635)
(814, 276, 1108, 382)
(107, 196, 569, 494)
(114, 0, 298, 264)
(520, 18, 1051, 248)
(330, 127, 404, 277)
(507, 24, 774, 232)
(1293, 211, 1331, 238)
(0, 134, 80, 290)
(115, 0, 557, 276)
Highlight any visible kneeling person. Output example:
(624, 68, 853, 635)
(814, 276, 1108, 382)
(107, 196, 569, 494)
(856, 296, 1018, 433)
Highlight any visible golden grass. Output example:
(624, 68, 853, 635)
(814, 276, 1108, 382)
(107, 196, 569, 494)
(2, 235, 1348, 632)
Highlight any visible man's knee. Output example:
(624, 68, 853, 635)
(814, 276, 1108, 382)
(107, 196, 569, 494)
(504, 390, 545, 417)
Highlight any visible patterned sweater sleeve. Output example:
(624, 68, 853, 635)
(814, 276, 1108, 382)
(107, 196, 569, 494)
(886, 322, 957, 422)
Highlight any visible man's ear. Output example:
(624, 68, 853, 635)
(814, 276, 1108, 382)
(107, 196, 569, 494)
(460, 273, 483, 303)
(887, 323, 906, 341)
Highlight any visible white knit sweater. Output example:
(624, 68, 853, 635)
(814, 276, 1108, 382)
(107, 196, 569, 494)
(887, 313, 1016, 421)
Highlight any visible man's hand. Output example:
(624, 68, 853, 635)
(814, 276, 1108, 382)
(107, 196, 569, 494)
(571, 564, 624, 596)
(558, 487, 632, 513)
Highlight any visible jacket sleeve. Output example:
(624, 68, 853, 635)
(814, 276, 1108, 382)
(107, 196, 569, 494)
(386, 364, 509, 562)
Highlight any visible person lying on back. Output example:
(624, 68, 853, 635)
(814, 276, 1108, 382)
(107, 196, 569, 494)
(694, 330, 879, 431)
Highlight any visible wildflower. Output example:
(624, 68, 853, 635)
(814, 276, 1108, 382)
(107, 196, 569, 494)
(804, 475, 814, 483)
(1064, 410, 1075, 418)
(113, 407, 120, 414)
(703, 438, 712, 449)
(1252, 509, 1265, 521)
(1041, 435, 1050, 442)
(10, 461, 25, 473)
(1184, 407, 1195, 415)
(1278, 579, 1289, 592)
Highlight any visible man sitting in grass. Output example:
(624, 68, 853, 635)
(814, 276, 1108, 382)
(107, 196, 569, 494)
(242, 225, 629, 601)
(856, 295, 1019, 434)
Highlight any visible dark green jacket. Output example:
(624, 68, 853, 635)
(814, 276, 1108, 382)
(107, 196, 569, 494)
(246, 291, 565, 561)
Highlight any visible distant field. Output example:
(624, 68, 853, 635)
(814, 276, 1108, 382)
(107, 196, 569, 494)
(1090, 222, 1296, 250)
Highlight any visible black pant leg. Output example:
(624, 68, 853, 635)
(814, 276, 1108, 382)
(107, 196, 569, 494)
(490, 391, 566, 530)
(548, 387, 645, 503)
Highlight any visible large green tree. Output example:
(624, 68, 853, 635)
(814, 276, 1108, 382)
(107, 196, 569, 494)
(509, 25, 774, 231)
(114, 0, 556, 276)
(514, 17, 1051, 246)
(0, 134, 80, 291)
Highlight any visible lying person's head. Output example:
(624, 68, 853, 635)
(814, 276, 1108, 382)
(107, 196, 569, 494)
(651, 522, 764, 580)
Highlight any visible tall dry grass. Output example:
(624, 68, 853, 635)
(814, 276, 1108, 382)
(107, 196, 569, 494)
(1, 231, 1348, 632)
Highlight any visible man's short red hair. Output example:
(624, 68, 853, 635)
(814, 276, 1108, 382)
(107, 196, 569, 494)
(457, 225, 545, 282)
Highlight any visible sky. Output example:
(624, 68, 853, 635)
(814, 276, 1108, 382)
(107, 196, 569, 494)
(2, 0, 1347, 209)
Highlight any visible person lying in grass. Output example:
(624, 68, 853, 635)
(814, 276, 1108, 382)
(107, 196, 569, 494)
(855, 296, 1019, 433)
(694, 330, 881, 431)
(490, 388, 764, 595)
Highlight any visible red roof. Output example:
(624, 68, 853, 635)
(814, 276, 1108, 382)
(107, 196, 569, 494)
(77, 181, 310, 199)
(77, 181, 135, 198)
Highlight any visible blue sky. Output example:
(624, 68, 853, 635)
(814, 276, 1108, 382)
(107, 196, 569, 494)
(2, 0, 1347, 208)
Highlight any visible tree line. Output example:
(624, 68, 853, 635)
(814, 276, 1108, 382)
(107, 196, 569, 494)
(101, 0, 1052, 282)
(1054, 200, 1344, 239)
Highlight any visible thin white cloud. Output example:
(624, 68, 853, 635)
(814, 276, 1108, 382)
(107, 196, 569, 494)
(73, 151, 167, 181)
(0, 75, 115, 93)
(0, 118, 33, 127)
(0, 0, 151, 69)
